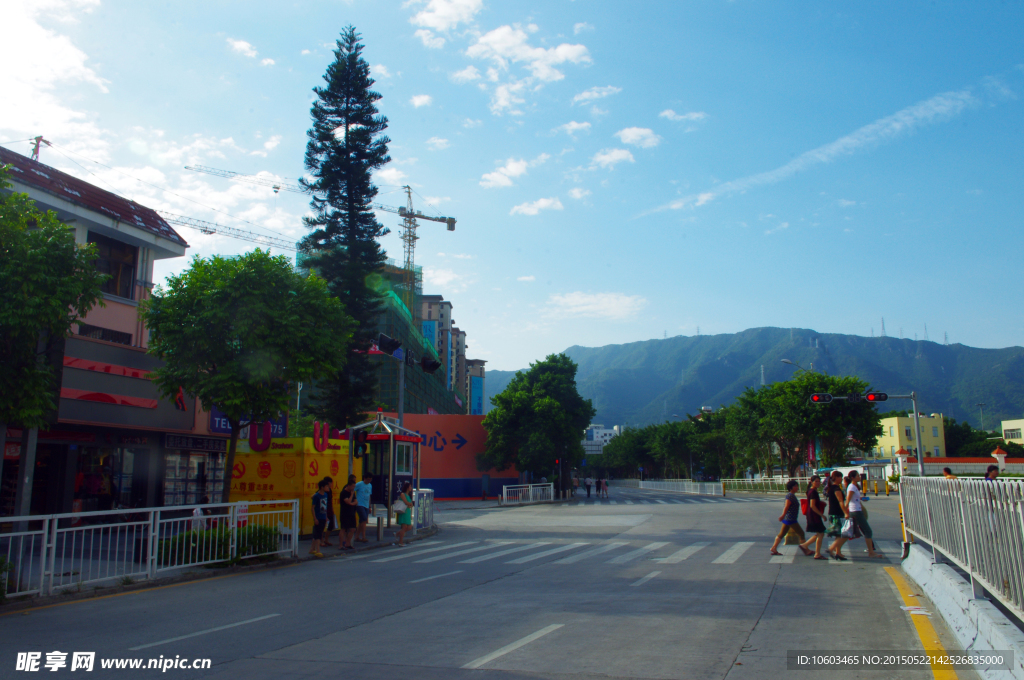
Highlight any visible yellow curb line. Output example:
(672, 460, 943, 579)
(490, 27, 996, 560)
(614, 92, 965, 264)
(884, 566, 958, 680)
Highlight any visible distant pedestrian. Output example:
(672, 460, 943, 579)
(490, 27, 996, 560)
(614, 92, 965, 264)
(825, 470, 850, 560)
(846, 471, 882, 558)
(394, 482, 415, 547)
(799, 476, 827, 560)
(942, 467, 957, 480)
(572, 476, 579, 497)
(354, 472, 373, 543)
(321, 476, 336, 547)
(770, 480, 803, 556)
(601, 477, 609, 498)
(191, 496, 210, 532)
(985, 464, 999, 481)
(310, 480, 328, 558)
(338, 475, 358, 550)
(585, 476, 593, 498)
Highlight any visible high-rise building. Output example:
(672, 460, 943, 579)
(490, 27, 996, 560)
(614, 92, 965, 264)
(466, 359, 487, 416)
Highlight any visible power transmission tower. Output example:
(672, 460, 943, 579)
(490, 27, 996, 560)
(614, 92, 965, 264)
(880, 318, 886, 337)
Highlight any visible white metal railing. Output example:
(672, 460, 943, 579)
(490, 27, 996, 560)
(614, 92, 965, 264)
(412, 489, 434, 535)
(721, 477, 813, 494)
(0, 500, 298, 599)
(900, 477, 1024, 622)
(608, 479, 723, 496)
(501, 483, 554, 505)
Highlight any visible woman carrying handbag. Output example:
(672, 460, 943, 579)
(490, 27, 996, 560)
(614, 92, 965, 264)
(825, 470, 850, 561)
(393, 482, 415, 547)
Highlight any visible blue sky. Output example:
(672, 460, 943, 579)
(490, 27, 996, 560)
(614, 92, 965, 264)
(3, 1, 1023, 370)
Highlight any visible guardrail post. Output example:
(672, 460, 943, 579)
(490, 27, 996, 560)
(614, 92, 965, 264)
(292, 501, 299, 557)
(42, 517, 53, 596)
(229, 504, 237, 561)
(149, 511, 159, 579)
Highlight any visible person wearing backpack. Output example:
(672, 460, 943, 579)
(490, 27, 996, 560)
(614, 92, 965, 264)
(798, 475, 828, 559)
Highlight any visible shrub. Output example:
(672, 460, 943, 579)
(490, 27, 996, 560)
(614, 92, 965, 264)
(157, 525, 280, 566)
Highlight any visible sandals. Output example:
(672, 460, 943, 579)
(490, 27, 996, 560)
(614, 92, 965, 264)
(813, 556, 828, 560)
(799, 546, 813, 556)
(770, 550, 783, 556)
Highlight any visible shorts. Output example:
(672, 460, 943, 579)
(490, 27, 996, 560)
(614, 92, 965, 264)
(851, 510, 872, 539)
(312, 521, 324, 540)
(777, 520, 804, 540)
(356, 506, 369, 523)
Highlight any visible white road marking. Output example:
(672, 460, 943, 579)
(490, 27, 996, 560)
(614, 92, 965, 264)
(409, 570, 463, 583)
(655, 500, 669, 504)
(607, 542, 670, 564)
(371, 541, 476, 563)
(656, 542, 710, 564)
(624, 500, 634, 505)
(554, 542, 628, 564)
(129, 614, 280, 650)
(416, 542, 514, 563)
(461, 624, 564, 669)
(507, 543, 588, 564)
(460, 543, 552, 563)
(630, 571, 662, 587)
(712, 542, 755, 563)
(609, 500, 618, 505)
(770, 546, 796, 564)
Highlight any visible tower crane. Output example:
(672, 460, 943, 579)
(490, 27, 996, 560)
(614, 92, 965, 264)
(157, 211, 297, 251)
(183, 165, 457, 314)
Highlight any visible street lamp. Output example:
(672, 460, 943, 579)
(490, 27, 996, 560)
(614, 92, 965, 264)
(781, 358, 813, 373)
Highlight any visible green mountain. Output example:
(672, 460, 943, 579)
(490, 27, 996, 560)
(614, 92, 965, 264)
(486, 327, 1024, 430)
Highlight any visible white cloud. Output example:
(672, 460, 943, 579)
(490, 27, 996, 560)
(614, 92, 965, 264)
(574, 22, 594, 35)
(301, 49, 311, 56)
(510, 197, 563, 215)
(410, 94, 433, 108)
(463, 118, 482, 128)
(545, 292, 648, 320)
(614, 127, 660, 148)
(372, 64, 392, 78)
(659, 109, 707, 122)
(589, 148, 634, 170)
(573, 85, 621, 105)
(837, 198, 857, 207)
(517, 275, 536, 281)
(479, 153, 548, 188)
(227, 38, 258, 58)
(260, 58, 275, 67)
(375, 167, 408, 185)
(423, 266, 468, 292)
(426, 136, 450, 150)
(656, 86, 980, 212)
(765, 222, 789, 236)
(467, 25, 590, 82)
(414, 29, 446, 49)
(555, 121, 591, 137)
(488, 79, 528, 115)
(410, 0, 483, 32)
(249, 134, 282, 157)
(451, 65, 481, 83)
(568, 187, 591, 199)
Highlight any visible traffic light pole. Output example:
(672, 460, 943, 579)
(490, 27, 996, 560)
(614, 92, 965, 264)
(398, 358, 405, 428)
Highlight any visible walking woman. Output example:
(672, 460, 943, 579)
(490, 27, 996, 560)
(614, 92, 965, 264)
(770, 480, 803, 556)
(799, 475, 828, 560)
(846, 471, 883, 558)
(825, 470, 850, 560)
(394, 482, 415, 547)
(338, 475, 358, 550)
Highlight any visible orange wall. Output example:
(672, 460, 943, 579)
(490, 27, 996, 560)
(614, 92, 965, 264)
(400, 414, 515, 479)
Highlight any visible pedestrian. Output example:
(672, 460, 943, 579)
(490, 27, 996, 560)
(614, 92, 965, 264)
(321, 476, 336, 547)
(354, 472, 373, 543)
(798, 476, 827, 560)
(770, 480, 803, 556)
(572, 476, 579, 497)
(985, 464, 999, 481)
(846, 471, 883, 558)
(942, 467, 957, 480)
(826, 470, 850, 561)
(394, 481, 415, 547)
(584, 476, 593, 498)
(310, 480, 328, 558)
(338, 474, 358, 550)
(191, 495, 210, 532)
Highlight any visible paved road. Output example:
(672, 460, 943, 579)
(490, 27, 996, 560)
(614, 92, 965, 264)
(0, 488, 975, 679)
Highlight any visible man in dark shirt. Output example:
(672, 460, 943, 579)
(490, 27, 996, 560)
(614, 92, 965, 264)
(310, 480, 328, 558)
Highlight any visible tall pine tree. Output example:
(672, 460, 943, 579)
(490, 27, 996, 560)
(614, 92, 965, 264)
(300, 26, 391, 427)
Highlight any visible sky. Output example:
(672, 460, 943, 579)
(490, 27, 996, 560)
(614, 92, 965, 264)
(3, 0, 1024, 371)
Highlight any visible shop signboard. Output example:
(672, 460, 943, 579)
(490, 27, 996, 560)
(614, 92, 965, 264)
(209, 406, 287, 438)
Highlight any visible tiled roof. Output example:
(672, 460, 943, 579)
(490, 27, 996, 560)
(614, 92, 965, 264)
(0, 146, 187, 248)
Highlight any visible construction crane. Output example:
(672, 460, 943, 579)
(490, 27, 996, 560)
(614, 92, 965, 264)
(157, 211, 297, 251)
(183, 165, 457, 313)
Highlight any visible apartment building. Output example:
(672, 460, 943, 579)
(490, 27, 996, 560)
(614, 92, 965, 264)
(874, 414, 946, 459)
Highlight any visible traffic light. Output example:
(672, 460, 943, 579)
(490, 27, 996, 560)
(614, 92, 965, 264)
(420, 357, 442, 374)
(848, 393, 863, 403)
(809, 393, 833, 404)
(865, 392, 888, 402)
(377, 333, 402, 354)
(404, 350, 416, 366)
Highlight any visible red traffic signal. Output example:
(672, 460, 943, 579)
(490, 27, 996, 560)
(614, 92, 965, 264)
(809, 393, 833, 404)
(865, 392, 888, 402)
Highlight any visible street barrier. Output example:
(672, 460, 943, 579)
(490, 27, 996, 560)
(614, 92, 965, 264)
(608, 480, 724, 496)
(721, 477, 813, 494)
(900, 477, 1024, 623)
(0, 500, 299, 599)
(501, 483, 554, 505)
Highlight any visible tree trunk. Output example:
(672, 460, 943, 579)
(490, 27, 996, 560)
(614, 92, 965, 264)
(222, 423, 241, 503)
(15, 427, 38, 517)
(0, 422, 6, 490)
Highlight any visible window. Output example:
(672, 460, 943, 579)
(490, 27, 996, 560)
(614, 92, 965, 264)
(428, 311, 432, 320)
(934, 446, 940, 456)
(78, 323, 132, 346)
(905, 426, 913, 440)
(932, 426, 938, 438)
(89, 232, 137, 300)
(891, 445, 896, 455)
(889, 426, 894, 437)
(1005, 428, 1022, 440)
(395, 443, 412, 474)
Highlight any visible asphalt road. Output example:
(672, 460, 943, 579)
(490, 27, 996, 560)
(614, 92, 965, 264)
(0, 488, 976, 680)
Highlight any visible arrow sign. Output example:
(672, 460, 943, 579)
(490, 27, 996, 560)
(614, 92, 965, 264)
(452, 433, 468, 450)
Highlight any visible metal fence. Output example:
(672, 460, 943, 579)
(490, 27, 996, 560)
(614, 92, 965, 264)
(609, 480, 724, 496)
(900, 477, 1024, 622)
(0, 500, 298, 599)
(721, 477, 813, 494)
(501, 483, 554, 505)
(412, 489, 434, 534)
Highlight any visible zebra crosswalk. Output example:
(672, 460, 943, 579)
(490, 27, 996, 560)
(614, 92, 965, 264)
(561, 495, 775, 507)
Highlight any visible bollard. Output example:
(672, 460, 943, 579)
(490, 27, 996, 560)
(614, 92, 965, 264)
(376, 516, 383, 542)
(874, 480, 878, 496)
(885, 481, 890, 496)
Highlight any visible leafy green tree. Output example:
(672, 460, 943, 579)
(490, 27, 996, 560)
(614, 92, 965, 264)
(601, 424, 658, 478)
(299, 26, 392, 427)
(142, 250, 354, 500)
(0, 167, 105, 470)
(479, 354, 596, 483)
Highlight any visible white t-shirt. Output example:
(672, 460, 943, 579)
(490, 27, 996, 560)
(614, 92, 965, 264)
(847, 484, 863, 512)
(585, 477, 593, 486)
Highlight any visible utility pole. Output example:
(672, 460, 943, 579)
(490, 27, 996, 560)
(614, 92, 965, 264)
(977, 403, 986, 432)
(760, 365, 765, 386)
